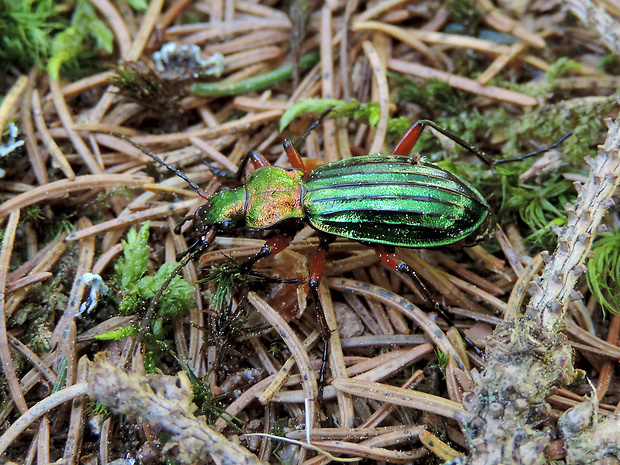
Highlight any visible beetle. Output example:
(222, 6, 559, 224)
(117, 119, 570, 397)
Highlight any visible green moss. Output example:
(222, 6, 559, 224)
(114, 222, 194, 320)
(445, 0, 483, 36)
(391, 74, 468, 115)
(587, 231, 620, 315)
(0, 0, 142, 79)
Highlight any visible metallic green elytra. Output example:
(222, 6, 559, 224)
(303, 155, 493, 248)
(200, 155, 493, 248)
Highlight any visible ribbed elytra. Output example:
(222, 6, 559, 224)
(302, 155, 493, 248)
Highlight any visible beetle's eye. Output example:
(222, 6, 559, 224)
(218, 220, 235, 232)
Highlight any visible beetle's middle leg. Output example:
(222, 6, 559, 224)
(374, 244, 484, 358)
(308, 234, 336, 401)
(238, 235, 299, 283)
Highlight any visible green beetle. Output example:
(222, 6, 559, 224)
(118, 119, 569, 397)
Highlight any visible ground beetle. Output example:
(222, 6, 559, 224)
(117, 119, 570, 398)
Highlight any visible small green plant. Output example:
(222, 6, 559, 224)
(587, 231, 620, 315)
(114, 222, 195, 336)
(501, 174, 576, 247)
(393, 76, 467, 116)
(279, 98, 381, 132)
(0, 0, 65, 71)
(435, 349, 449, 380)
(47, 0, 114, 79)
(108, 62, 188, 116)
(85, 400, 110, 417)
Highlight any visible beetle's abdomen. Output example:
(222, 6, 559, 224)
(302, 155, 492, 248)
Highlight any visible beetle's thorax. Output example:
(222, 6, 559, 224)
(198, 166, 305, 232)
(245, 166, 305, 228)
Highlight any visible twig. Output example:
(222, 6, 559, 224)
(49, 78, 102, 174)
(0, 75, 28, 137)
(332, 378, 463, 419)
(387, 59, 538, 106)
(88, 358, 263, 465)
(449, 112, 620, 465)
(328, 278, 468, 371)
(0, 210, 28, 414)
(362, 40, 389, 156)
(0, 175, 150, 221)
(126, 0, 164, 62)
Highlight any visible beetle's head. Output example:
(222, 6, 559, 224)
(196, 187, 246, 234)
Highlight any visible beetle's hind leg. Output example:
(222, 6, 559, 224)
(375, 245, 484, 358)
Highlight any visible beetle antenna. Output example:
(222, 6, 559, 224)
(417, 120, 495, 166)
(112, 132, 209, 199)
(295, 106, 336, 148)
(492, 131, 573, 165)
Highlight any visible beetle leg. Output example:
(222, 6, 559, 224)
(173, 215, 194, 234)
(375, 245, 484, 358)
(283, 139, 326, 176)
(243, 269, 299, 284)
(282, 107, 336, 175)
(236, 150, 272, 180)
(392, 120, 495, 166)
(392, 121, 425, 157)
(283, 139, 308, 173)
(309, 234, 336, 401)
(239, 235, 294, 273)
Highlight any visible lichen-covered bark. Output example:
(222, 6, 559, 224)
(88, 356, 263, 465)
(447, 113, 620, 465)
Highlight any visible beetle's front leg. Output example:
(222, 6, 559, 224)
(235, 150, 272, 180)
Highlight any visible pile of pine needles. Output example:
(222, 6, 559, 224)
(1, 1, 620, 464)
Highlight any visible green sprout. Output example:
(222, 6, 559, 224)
(587, 231, 620, 315)
(47, 0, 114, 80)
(279, 98, 381, 132)
(0, 0, 65, 71)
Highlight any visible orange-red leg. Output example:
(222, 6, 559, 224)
(308, 235, 335, 400)
(392, 121, 424, 156)
(375, 244, 484, 358)
(235, 149, 272, 180)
